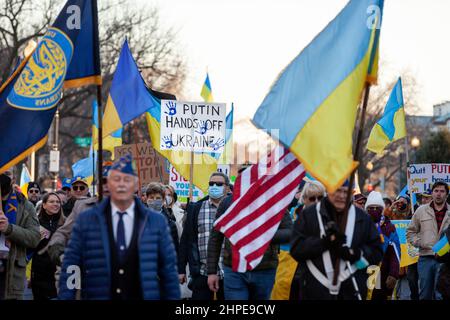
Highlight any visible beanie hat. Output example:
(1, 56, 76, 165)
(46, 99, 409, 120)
(365, 191, 385, 210)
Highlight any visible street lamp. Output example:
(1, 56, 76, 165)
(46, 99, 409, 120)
(411, 136, 420, 148)
(411, 136, 420, 163)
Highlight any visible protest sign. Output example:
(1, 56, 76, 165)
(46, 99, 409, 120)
(160, 100, 226, 153)
(114, 143, 170, 186)
(392, 220, 419, 267)
(169, 165, 205, 203)
(408, 163, 450, 193)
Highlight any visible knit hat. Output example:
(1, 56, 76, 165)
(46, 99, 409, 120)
(27, 182, 41, 192)
(365, 191, 385, 210)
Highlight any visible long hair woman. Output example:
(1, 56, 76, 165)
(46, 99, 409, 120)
(31, 192, 65, 300)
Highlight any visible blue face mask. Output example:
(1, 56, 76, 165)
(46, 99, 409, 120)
(147, 199, 163, 212)
(209, 185, 224, 199)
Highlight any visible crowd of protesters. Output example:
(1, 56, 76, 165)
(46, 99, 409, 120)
(0, 157, 449, 301)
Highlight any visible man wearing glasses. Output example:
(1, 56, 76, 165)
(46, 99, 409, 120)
(26, 182, 41, 207)
(178, 172, 230, 300)
(62, 177, 90, 218)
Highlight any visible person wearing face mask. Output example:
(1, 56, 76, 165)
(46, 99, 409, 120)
(164, 185, 184, 239)
(31, 193, 65, 300)
(0, 172, 40, 300)
(59, 155, 180, 300)
(178, 172, 231, 300)
(290, 180, 383, 300)
(365, 191, 400, 300)
(146, 183, 179, 257)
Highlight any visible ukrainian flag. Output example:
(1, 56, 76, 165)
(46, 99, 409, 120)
(367, 77, 406, 154)
(214, 104, 234, 164)
(252, 0, 384, 192)
(0, 0, 100, 173)
(92, 100, 122, 160)
(145, 92, 218, 193)
(433, 235, 450, 257)
(102, 40, 158, 138)
(20, 164, 32, 197)
(200, 73, 214, 103)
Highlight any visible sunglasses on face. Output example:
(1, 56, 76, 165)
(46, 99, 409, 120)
(28, 189, 40, 194)
(72, 186, 86, 191)
(308, 195, 323, 202)
(209, 181, 225, 187)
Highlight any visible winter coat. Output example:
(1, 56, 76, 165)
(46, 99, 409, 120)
(31, 210, 65, 299)
(58, 197, 180, 300)
(207, 194, 293, 274)
(2, 193, 40, 300)
(407, 202, 450, 256)
(290, 198, 383, 300)
(47, 197, 97, 265)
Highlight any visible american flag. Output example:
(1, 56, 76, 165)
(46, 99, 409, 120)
(213, 146, 305, 272)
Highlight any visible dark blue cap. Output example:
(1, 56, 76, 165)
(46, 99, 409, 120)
(110, 154, 137, 176)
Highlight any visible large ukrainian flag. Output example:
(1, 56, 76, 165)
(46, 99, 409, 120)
(0, 0, 100, 174)
(252, 0, 384, 192)
(92, 100, 122, 160)
(102, 40, 158, 138)
(367, 77, 406, 154)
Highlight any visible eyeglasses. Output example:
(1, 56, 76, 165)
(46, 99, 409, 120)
(28, 189, 40, 194)
(72, 186, 86, 191)
(209, 182, 225, 187)
(308, 195, 323, 202)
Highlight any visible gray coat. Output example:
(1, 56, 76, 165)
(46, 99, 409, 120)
(3, 193, 40, 300)
(47, 197, 97, 264)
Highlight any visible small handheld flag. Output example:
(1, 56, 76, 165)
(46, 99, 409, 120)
(433, 235, 450, 257)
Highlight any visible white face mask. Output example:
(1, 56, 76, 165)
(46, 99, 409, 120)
(165, 195, 173, 206)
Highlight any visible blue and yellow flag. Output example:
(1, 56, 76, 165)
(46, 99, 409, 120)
(215, 104, 234, 164)
(433, 235, 450, 257)
(92, 100, 122, 159)
(64, 0, 101, 88)
(102, 40, 158, 137)
(200, 73, 214, 103)
(20, 164, 32, 197)
(145, 92, 218, 193)
(0, 0, 100, 174)
(252, 0, 384, 193)
(367, 77, 406, 154)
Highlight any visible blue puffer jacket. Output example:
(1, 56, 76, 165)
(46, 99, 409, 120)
(58, 197, 180, 300)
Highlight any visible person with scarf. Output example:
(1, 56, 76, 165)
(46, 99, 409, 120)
(0, 172, 40, 300)
(365, 191, 400, 300)
(31, 192, 65, 300)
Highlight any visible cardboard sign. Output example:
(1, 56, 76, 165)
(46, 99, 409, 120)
(160, 100, 226, 153)
(114, 143, 169, 187)
(169, 165, 205, 203)
(408, 163, 450, 193)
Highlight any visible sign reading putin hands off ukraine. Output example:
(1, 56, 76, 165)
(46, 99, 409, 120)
(160, 100, 226, 153)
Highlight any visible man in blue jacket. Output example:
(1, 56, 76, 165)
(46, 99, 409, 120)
(58, 154, 180, 300)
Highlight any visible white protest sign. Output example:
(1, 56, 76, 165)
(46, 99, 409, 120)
(169, 165, 205, 203)
(160, 100, 226, 153)
(217, 164, 231, 178)
(408, 163, 450, 193)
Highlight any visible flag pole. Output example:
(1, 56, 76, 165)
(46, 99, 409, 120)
(132, 121, 143, 198)
(404, 136, 415, 215)
(332, 82, 372, 297)
(92, 0, 103, 202)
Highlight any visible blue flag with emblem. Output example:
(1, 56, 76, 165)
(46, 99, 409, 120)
(0, 0, 99, 173)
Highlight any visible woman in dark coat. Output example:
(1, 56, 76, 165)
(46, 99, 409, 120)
(31, 192, 65, 300)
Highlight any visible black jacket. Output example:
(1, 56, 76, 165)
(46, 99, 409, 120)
(178, 196, 210, 276)
(162, 207, 180, 257)
(207, 194, 293, 274)
(31, 211, 64, 299)
(290, 198, 383, 300)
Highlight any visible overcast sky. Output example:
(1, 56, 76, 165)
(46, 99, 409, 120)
(137, 0, 450, 120)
